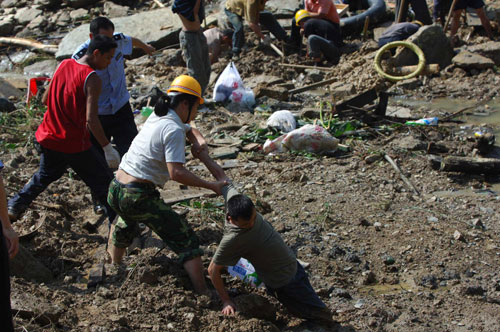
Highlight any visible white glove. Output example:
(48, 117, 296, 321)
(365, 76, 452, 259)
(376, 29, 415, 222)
(102, 143, 120, 169)
(262, 35, 272, 46)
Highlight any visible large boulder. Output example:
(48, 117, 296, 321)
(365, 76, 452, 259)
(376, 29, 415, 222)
(56, 9, 217, 60)
(14, 7, 43, 25)
(24, 59, 58, 77)
(393, 25, 454, 69)
(467, 41, 500, 65)
(266, 0, 300, 18)
(452, 51, 495, 70)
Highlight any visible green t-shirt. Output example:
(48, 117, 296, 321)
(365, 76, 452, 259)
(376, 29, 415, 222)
(212, 184, 297, 288)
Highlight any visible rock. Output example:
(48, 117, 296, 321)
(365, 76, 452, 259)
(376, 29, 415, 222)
(34, 0, 63, 9)
(11, 292, 64, 325)
(0, 97, 15, 112)
(453, 230, 465, 242)
(394, 25, 454, 69)
(103, 1, 129, 18)
(23, 59, 58, 77)
(373, 221, 382, 231)
(25, 15, 47, 31)
(396, 136, 426, 150)
(1, 0, 18, 8)
(331, 82, 356, 98)
(0, 77, 24, 99)
(234, 293, 276, 321)
(421, 275, 438, 289)
(362, 270, 377, 285)
(452, 51, 495, 70)
(359, 218, 371, 226)
(331, 288, 352, 299)
(462, 285, 485, 296)
(55, 11, 71, 27)
(0, 17, 15, 36)
(64, 0, 98, 8)
(383, 254, 395, 265)
(305, 68, 324, 82)
(467, 42, 500, 65)
(354, 299, 366, 308)
(266, 0, 300, 18)
(211, 146, 239, 159)
(14, 7, 43, 25)
(57, 9, 217, 60)
(10, 245, 53, 282)
(138, 269, 158, 285)
(69, 8, 88, 21)
(471, 218, 484, 229)
(427, 216, 438, 223)
(253, 85, 289, 101)
(395, 77, 421, 90)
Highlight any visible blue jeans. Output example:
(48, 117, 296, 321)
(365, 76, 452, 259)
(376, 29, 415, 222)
(266, 261, 327, 319)
(8, 145, 116, 223)
(225, 9, 288, 54)
(308, 35, 340, 64)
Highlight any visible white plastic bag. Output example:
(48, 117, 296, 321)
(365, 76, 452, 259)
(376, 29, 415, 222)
(264, 124, 339, 154)
(266, 110, 297, 133)
(228, 258, 264, 288)
(213, 62, 244, 102)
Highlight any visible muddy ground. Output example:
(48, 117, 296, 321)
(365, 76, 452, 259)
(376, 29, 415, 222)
(1, 1, 500, 332)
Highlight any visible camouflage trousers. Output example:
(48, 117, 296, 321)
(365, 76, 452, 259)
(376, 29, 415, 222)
(107, 179, 203, 264)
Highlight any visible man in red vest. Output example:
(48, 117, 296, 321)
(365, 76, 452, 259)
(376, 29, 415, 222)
(8, 35, 119, 225)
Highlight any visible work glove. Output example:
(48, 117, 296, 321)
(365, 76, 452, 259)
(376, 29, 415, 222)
(262, 35, 272, 46)
(103, 143, 121, 169)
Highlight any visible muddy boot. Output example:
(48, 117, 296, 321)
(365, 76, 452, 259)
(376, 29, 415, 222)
(7, 203, 27, 222)
(92, 194, 105, 215)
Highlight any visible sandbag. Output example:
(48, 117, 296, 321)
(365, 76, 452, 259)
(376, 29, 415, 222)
(264, 124, 339, 154)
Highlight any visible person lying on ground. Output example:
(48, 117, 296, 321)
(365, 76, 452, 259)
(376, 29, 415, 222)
(224, 0, 288, 58)
(450, 0, 493, 44)
(72, 16, 155, 215)
(289, 0, 341, 50)
(106, 75, 228, 295)
(206, 177, 333, 323)
(204, 27, 233, 64)
(378, 20, 423, 47)
(295, 10, 342, 65)
(8, 36, 119, 226)
(0, 160, 19, 332)
(172, 0, 211, 95)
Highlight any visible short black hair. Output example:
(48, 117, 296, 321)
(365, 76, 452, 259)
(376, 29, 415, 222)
(154, 92, 198, 117)
(227, 194, 255, 222)
(86, 35, 117, 55)
(90, 17, 115, 35)
(221, 29, 233, 38)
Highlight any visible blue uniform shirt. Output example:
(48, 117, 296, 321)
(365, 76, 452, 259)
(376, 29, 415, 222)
(0, 160, 3, 170)
(72, 33, 133, 115)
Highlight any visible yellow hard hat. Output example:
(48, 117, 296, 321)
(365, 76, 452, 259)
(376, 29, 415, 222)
(295, 10, 311, 26)
(167, 75, 204, 104)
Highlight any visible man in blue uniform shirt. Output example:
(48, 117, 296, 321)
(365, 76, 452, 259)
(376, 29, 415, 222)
(72, 17, 155, 213)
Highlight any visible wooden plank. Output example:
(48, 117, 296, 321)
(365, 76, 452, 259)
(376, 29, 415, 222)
(431, 156, 500, 174)
(336, 88, 378, 112)
(289, 77, 337, 95)
(160, 188, 214, 205)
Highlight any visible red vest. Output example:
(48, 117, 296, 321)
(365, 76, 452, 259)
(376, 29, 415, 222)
(36, 59, 95, 153)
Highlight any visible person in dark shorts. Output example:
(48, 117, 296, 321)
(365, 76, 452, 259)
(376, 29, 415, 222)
(106, 75, 228, 294)
(450, 0, 493, 43)
(0, 160, 19, 332)
(378, 21, 423, 47)
(206, 174, 333, 322)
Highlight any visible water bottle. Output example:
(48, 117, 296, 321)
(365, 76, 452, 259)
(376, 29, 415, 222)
(228, 258, 264, 288)
(405, 117, 438, 126)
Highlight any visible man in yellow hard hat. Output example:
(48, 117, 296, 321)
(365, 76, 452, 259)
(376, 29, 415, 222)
(295, 9, 342, 65)
(107, 75, 229, 294)
(289, 0, 341, 50)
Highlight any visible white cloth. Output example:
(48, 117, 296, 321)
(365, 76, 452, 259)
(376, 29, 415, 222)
(119, 110, 191, 187)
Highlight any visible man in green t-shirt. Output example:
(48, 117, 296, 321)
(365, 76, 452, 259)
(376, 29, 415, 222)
(207, 182, 333, 322)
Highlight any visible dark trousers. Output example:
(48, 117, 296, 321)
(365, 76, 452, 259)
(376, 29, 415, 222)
(308, 35, 340, 64)
(8, 146, 116, 223)
(0, 228, 14, 332)
(225, 9, 288, 54)
(396, 0, 433, 25)
(90, 101, 138, 158)
(266, 262, 326, 319)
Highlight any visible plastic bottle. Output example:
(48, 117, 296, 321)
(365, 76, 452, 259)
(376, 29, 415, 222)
(134, 106, 154, 127)
(228, 258, 264, 288)
(405, 117, 438, 126)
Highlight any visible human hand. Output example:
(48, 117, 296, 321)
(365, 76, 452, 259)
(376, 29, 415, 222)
(143, 44, 156, 56)
(211, 179, 230, 195)
(3, 226, 19, 259)
(103, 143, 121, 169)
(221, 300, 236, 315)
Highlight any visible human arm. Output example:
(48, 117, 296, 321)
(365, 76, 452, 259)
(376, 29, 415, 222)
(186, 127, 208, 156)
(85, 74, 120, 167)
(0, 174, 18, 259)
(248, 22, 266, 40)
(167, 162, 227, 195)
(208, 261, 236, 315)
(131, 37, 155, 56)
(41, 80, 51, 105)
(193, 149, 229, 182)
(193, 0, 201, 23)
